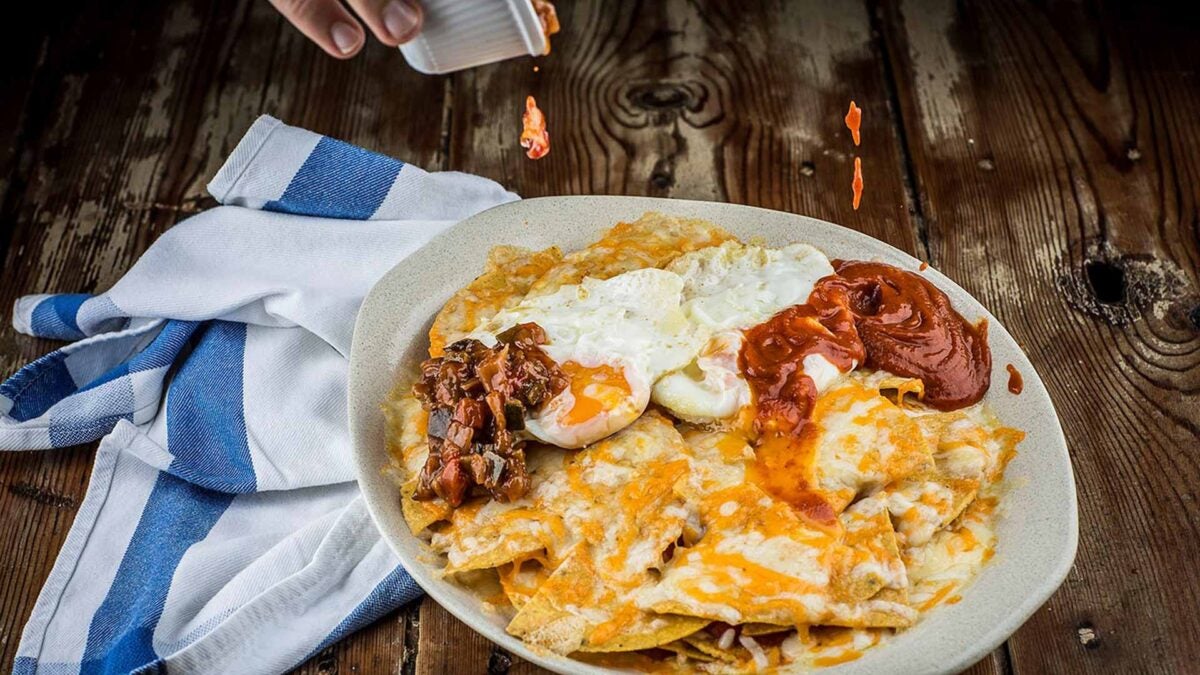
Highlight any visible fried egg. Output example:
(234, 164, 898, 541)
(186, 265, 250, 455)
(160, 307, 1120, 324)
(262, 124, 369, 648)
(651, 242, 846, 423)
(471, 268, 703, 448)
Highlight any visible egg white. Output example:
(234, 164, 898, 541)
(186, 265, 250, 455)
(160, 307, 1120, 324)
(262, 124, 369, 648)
(651, 241, 848, 424)
(470, 268, 704, 448)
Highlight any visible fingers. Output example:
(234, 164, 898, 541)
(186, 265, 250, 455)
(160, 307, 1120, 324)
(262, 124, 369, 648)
(344, 0, 424, 47)
(269, 0, 366, 59)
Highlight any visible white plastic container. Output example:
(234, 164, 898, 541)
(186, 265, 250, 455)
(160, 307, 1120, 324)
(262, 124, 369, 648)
(400, 0, 547, 75)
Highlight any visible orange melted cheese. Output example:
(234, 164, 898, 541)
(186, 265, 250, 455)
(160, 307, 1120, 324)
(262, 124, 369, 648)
(749, 380, 932, 526)
(749, 431, 836, 526)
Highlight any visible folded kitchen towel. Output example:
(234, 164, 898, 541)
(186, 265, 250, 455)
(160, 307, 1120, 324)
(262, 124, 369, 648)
(1, 115, 517, 674)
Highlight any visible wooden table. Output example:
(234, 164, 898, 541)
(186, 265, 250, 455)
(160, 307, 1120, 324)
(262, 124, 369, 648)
(2, 1, 1197, 673)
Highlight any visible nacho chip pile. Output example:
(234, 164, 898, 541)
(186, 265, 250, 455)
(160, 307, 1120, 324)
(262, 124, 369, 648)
(385, 213, 1023, 672)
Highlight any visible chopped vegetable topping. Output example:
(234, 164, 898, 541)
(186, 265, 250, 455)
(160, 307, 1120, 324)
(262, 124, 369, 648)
(412, 322, 567, 506)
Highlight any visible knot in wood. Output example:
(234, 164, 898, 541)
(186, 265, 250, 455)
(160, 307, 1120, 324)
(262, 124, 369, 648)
(487, 647, 513, 674)
(628, 82, 694, 112)
(1076, 622, 1101, 649)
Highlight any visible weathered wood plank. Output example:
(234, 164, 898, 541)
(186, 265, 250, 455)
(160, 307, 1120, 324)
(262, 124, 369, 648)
(0, 0, 447, 671)
(449, 0, 921, 251)
(962, 648, 1008, 675)
(414, 600, 549, 675)
(880, 1, 1200, 673)
(292, 600, 418, 675)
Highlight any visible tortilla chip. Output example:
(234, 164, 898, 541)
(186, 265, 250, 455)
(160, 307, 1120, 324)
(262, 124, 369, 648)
(785, 379, 935, 515)
(681, 633, 740, 663)
(831, 496, 908, 603)
(428, 244, 563, 356)
(804, 627, 887, 668)
(906, 405, 1024, 485)
(501, 416, 707, 654)
(904, 503, 997, 612)
(658, 639, 719, 662)
(507, 546, 707, 655)
(741, 623, 794, 637)
(678, 428, 754, 494)
(429, 449, 570, 573)
(852, 369, 926, 406)
(548, 411, 695, 582)
(400, 477, 453, 535)
(526, 213, 735, 298)
(499, 556, 551, 610)
(637, 482, 916, 629)
(885, 472, 979, 550)
(579, 612, 710, 653)
(382, 393, 452, 533)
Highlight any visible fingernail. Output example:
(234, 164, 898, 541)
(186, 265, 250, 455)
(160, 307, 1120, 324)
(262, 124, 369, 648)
(383, 0, 420, 43)
(331, 21, 361, 54)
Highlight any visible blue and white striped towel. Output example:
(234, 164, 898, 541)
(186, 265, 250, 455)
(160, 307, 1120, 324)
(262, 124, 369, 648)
(2, 115, 517, 674)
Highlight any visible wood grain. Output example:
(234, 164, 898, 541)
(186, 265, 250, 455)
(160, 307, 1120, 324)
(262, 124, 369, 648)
(880, 1, 1200, 673)
(449, 0, 921, 251)
(0, 0, 448, 671)
(4, 0, 1199, 673)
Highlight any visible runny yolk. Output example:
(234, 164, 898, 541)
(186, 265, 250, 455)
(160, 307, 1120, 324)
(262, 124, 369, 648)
(559, 361, 633, 425)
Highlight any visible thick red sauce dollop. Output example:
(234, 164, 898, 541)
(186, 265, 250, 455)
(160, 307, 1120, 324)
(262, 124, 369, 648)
(739, 260, 991, 523)
(739, 260, 992, 436)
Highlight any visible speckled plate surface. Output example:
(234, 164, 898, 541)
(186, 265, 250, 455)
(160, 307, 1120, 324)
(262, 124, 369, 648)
(349, 196, 1078, 675)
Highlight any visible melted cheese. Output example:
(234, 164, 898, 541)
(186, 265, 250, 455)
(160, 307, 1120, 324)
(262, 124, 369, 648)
(402, 230, 1026, 671)
(751, 379, 934, 518)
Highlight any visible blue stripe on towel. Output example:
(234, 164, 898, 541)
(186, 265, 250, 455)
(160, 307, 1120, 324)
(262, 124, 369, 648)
(307, 566, 418, 658)
(79, 473, 234, 675)
(264, 137, 403, 220)
(29, 294, 91, 340)
(165, 321, 257, 493)
(76, 320, 202, 396)
(0, 350, 76, 422)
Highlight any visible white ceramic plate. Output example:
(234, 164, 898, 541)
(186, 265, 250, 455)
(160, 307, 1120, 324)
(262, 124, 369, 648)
(349, 196, 1078, 674)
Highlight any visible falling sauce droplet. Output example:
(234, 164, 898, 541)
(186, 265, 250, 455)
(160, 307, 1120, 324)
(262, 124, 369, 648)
(844, 101, 862, 146)
(852, 157, 863, 210)
(520, 96, 550, 160)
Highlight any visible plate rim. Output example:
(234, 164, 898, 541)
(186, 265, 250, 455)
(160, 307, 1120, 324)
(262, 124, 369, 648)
(349, 195, 1079, 675)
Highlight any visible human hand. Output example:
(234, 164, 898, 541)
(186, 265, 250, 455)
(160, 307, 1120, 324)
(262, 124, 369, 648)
(268, 0, 423, 59)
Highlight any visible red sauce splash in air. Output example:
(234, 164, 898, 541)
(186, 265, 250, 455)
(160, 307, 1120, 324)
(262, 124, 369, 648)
(739, 260, 992, 437)
(520, 96, 550, 160)
(844, 100, 862, 146)
(852, 157, 863, 210)
(1006, 364, 1023, 394)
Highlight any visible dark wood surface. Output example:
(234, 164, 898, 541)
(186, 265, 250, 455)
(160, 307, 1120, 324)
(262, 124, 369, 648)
(1, 1, 1196, 673)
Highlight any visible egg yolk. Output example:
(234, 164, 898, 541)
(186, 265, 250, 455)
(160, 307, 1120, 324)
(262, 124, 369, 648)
(559, 361, 633, 425)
